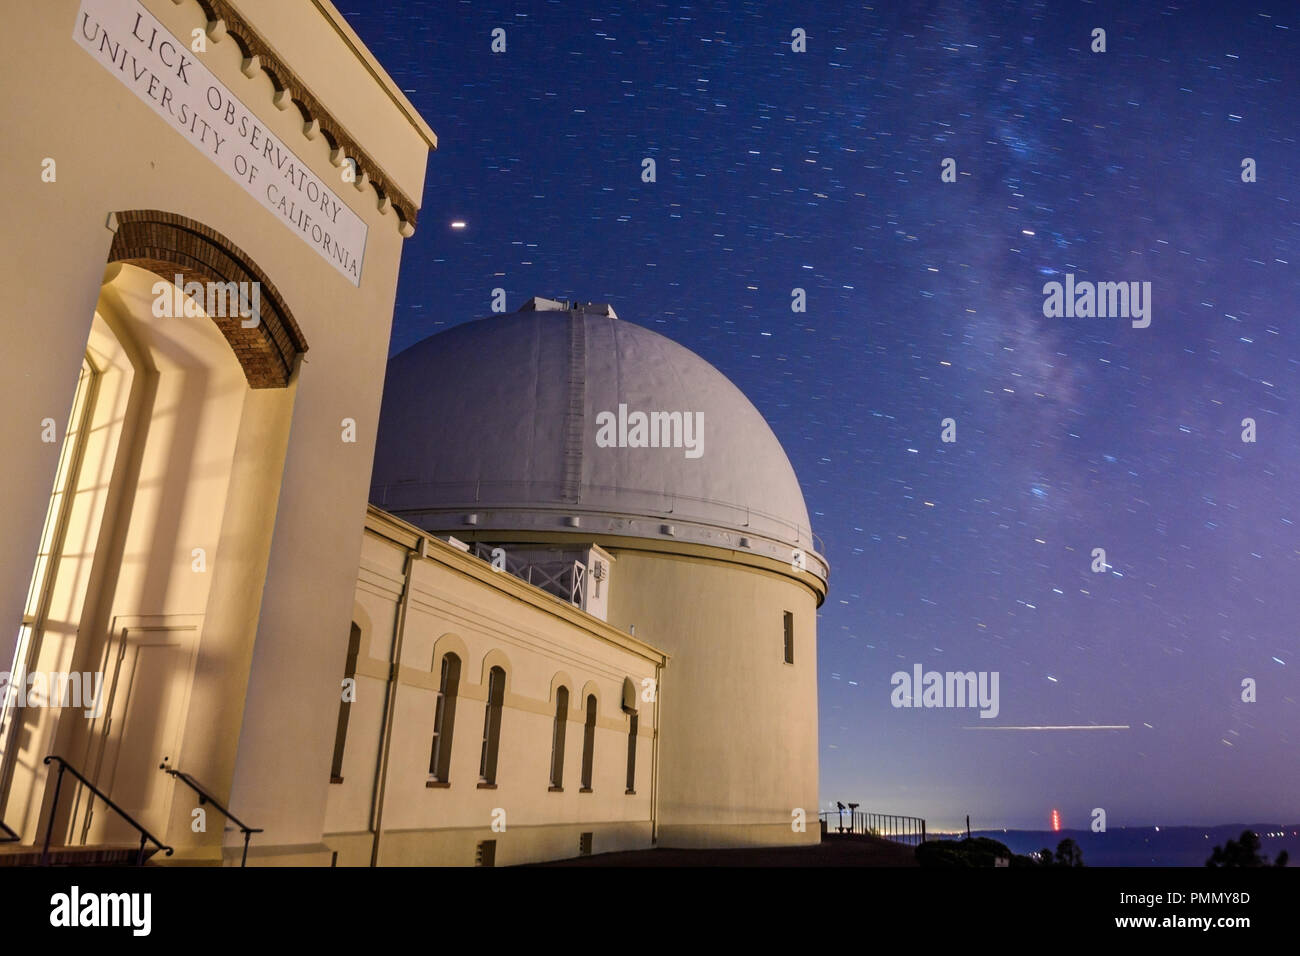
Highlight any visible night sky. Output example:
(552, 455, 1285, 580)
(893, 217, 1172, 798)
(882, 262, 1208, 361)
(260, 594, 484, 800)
(344, 0, 1299, 831)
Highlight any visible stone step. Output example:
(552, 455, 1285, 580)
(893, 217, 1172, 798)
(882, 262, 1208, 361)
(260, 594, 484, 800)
(0, 844, 159, 866)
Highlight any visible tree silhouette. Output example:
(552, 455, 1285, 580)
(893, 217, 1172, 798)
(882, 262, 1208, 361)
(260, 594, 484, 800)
(1206, 830, 1289, 867)
(1054, 838, 1084, 867)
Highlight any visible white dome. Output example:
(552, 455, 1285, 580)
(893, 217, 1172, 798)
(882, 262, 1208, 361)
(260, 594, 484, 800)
(370, 299, 826, 580)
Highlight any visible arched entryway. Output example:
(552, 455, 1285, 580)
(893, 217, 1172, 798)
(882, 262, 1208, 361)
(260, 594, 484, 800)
(0, 212, 306, 857)
(107, 210, 307, 388)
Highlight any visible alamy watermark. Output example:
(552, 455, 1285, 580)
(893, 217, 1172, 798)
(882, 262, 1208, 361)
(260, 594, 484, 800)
(151, 275, 261, 328)
(50, 886, 150, 936)
(0, 669, 104, 718)
(594, 403, 704, 459)
(1042, 273, 1150, 328)
(890, 664, 999, 719)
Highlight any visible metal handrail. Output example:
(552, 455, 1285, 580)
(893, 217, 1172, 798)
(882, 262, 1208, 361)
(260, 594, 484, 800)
(820, 808, 927, 846)
(41, 755, 173, 865)
(160, 761, 262, 867)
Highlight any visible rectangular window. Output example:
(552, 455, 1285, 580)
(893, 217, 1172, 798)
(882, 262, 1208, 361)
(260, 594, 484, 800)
(783, 611, 795, 664)
(580, 694, 597, 792)
(479, 667, 505, 785)
(329, 623, 362, 783)
(430, 686, 444, 770)
(625, 713, 638, 794)
(2, 360, 98, 773)
(549, 687, 568, 789)
(429, 654, 460, 783)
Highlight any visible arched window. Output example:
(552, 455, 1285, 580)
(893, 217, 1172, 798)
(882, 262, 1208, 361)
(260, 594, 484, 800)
(478, 666, 506, 786)
(580, 694, 597, 792)
(620, 676, 639, 794)
(549, 687, 569, 790)
(428, 653, 461, 784)
(625, 713, 638, 794)
(330, 622, 362, 783)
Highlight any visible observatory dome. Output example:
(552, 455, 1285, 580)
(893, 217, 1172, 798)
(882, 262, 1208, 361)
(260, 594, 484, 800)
(370, 298, 827, 581)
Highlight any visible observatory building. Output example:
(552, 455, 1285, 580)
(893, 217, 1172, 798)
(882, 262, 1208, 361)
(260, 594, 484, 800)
(0, 0, 825, 867)
(356, 297, 830, 860)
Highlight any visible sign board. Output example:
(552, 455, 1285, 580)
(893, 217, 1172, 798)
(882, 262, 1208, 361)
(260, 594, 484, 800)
(74, 0, 367, 286)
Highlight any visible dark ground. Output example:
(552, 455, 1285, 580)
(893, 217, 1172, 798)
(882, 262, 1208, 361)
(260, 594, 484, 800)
(528, 833, 920, 867)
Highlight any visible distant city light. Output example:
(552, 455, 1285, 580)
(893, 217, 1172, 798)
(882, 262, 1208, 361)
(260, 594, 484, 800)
(450, 221, 467, 229)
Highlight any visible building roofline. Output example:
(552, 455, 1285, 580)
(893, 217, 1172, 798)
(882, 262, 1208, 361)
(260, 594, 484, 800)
(365, 504, 670, 664)
(310, 0, 438, 150)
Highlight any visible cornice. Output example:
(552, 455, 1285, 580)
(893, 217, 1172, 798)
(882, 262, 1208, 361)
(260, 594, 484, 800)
(175, 0, 428, 236)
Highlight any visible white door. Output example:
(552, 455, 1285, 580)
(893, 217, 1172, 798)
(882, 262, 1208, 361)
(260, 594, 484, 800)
(84, 622, 198, 846)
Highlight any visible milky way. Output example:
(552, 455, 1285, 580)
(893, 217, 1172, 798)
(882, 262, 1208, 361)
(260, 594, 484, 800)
(346, 0, 1299, 830)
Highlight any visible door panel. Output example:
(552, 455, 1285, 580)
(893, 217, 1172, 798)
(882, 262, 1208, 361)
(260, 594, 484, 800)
(87, 623, 197, 845)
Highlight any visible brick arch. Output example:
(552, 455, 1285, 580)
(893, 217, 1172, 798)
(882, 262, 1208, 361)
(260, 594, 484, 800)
(107, 210, 308, 388)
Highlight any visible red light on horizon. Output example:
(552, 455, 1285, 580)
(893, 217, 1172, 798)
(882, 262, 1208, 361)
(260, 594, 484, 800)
(1051, 809, 1062, 832)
